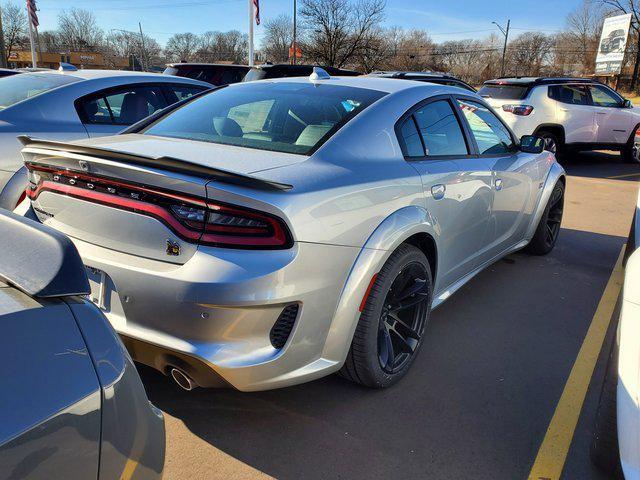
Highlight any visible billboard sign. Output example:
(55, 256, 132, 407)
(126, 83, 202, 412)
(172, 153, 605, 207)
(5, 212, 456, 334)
(595, 13, 632, 75)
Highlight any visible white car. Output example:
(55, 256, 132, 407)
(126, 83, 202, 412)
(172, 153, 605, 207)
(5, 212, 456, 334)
(591, 190, 640, 478)
(0, 68, 210, 209)
(479, 77, 639, 162)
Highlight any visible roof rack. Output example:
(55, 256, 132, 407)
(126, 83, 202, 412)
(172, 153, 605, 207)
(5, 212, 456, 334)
(485, 77, 597, 86)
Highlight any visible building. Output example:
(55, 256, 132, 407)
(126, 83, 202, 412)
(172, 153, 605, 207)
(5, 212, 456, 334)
(8, 51, 130, 70)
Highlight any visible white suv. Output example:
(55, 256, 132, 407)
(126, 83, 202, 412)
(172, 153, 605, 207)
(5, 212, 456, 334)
(479, 77, 640, 162)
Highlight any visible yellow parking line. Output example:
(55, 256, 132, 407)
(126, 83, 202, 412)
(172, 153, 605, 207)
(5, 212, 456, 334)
(527, 245, 626, 480)
(120, 458, 139, 480)
(608, 172, 640, 180)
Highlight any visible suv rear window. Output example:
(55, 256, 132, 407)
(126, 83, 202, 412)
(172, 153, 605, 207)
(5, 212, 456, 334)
(164, 65, 249, 86)
(478, 84, 530, 100)
(143, 82, 386, 155)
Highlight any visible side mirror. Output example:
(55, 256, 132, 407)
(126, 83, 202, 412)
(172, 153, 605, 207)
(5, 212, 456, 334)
(623, 99, 633, 108)
(520, 135, 545, 154)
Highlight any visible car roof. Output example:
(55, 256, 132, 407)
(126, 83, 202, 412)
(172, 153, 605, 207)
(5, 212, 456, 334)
(15, 69, 211, 86)
(483, 77, 596, 86)
(246, 75, 466, 94)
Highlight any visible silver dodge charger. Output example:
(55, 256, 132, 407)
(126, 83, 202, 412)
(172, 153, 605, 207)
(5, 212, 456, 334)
(19, 70, 565, 391)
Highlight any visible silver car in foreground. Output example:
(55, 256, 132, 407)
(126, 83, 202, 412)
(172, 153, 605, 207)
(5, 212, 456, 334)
(0, 210, 164, 478)
(0, 69, 209, 209)
(20, 72, 566, 391)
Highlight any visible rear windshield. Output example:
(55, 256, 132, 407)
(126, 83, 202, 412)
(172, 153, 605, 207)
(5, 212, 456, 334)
(0, 73, 80, 110)
(478, 84, 530, 100)
(165, 65, 248, 85)
(143, 82, 386, 155)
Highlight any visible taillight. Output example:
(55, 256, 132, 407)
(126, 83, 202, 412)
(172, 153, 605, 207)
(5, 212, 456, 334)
(502, 104, 534, 116)
(25, 163, 292, 249)
(14, 189, 26, 208)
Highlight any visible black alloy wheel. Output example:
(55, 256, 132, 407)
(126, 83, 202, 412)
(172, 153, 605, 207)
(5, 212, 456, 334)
(526, 181, 565, 255)
(378, 262, 430, 374)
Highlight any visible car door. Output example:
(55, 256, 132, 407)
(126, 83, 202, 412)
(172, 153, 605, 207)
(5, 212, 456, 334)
(77, 84, 168, 137)
(398, 96, 494, 289)
(548, 84, 596, 143)
(588, 84, 635, 145)
(455, 96, 541, 254)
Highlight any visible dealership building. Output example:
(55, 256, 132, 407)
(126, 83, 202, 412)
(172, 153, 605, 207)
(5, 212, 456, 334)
(7, 51, 130, 70)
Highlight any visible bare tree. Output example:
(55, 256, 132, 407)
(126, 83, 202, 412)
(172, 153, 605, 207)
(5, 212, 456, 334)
(507, 32, 554, 77)
(165, 32, 200, 62)
(197, 30, 247, 63)
(299, 0, 385, 68)
(103, 30, 161, 69)
(262, 14, 293, 62)
(57, 8, 104, 51)
(1, 1, 27, 61)
(385, 28, 436, 71)
(563, 0, 605, 74)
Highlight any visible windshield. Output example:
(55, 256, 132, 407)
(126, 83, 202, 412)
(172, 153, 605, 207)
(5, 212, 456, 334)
(0, 73, 80, 110)
(143, 82, 386, 155)
(478, 84, 530, 100)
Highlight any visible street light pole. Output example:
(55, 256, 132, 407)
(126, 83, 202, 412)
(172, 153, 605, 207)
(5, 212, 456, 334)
(0, 5, 7, 68)
(292, 0, 297, 65)
(139, 22, 148, 71)
(493, 19, 510, 77)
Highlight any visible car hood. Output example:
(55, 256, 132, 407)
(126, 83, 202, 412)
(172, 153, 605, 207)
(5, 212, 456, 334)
(71, 133, 308, 174)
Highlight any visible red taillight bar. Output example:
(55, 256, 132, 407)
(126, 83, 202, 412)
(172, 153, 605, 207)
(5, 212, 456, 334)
(26, 164, 292, 249)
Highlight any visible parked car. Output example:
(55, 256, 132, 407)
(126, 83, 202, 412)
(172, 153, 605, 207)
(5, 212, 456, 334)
(0, 68, 19, 78)
(0, 69, 210, 209)
(243, 63, 361, 81)
(479, 77, 640, 162)
(163, 62, 250, 86)
(367, 71, 476, 92)
(601, 29, 627, 54)
(591, 190, 639, 479)
(0, 209, 164, 479)
(20, 69, 565, 392)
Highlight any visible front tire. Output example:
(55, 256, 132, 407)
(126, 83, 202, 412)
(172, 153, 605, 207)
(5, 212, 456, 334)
(339, 244, 433, 388)
(622, 136, 640, 164)
(526, 181, 564, 255)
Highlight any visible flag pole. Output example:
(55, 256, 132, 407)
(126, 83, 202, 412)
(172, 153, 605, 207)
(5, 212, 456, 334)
(27, 16, 37, 68)
(248, 0, 254, 66)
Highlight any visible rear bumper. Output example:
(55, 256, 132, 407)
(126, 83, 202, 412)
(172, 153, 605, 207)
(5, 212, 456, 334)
(71, 236, 362, 391)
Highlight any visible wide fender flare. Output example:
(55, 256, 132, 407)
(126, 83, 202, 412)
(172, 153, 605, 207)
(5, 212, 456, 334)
(525, 160, 566, 241)
(320, 205, 438, 364)
(0, 166, 27, 211)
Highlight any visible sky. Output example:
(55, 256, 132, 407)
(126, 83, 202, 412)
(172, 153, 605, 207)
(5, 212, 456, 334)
(33, 0, 584, 47)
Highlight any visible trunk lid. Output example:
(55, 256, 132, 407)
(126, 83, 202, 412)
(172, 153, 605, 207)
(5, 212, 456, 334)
(21, 135, 294, 264)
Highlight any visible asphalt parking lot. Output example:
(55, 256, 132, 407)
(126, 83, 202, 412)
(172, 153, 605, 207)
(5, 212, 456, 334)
(138, 150, 639, 480)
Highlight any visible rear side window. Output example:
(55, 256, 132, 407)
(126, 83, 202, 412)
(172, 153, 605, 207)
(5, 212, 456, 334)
(143, 82, 386, 155)
(398, 100, 468, 157)
(478, 84, 530, 100)
(0, 73, 80, 110)
(548, 85, 589, 105)
(79, 85, 167, 125)
(458, 99, 515, 154)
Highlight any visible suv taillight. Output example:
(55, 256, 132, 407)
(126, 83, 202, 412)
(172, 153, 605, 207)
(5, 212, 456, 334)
(502, 104, 534, 116)
(25, 164, 292, 249)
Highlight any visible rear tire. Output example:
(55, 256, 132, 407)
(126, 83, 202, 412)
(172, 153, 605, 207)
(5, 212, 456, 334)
(622, 136, 640, 164)
(525, 181, 564, 255)
(590, 340, 622, 477)
(339, 244, 432, 388)
(538, 130, 563, 158)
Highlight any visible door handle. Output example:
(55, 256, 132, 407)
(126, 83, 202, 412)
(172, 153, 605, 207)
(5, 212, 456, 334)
(495, 178, 503, 191)
(596, 112, 607, 115)
(431, 184, 446, 200)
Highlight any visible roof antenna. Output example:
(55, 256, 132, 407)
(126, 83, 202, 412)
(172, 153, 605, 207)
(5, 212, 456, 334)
(309, 66, 330, 81)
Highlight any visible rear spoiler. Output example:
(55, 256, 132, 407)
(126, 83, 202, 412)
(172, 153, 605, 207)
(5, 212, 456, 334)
(18, 136, 293, 192)
(0, 210, 90, 298)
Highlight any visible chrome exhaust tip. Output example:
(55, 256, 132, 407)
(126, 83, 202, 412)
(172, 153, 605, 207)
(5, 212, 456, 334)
(170, 368, 197, 391)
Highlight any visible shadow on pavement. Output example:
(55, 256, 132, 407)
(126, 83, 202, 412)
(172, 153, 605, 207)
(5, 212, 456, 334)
(140, 226, 624, 480)
(562, 150, 640, 181)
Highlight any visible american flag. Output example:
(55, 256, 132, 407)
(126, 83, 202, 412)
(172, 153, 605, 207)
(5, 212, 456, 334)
(26, 0, 39, 28)
(253, 0, 260, 25)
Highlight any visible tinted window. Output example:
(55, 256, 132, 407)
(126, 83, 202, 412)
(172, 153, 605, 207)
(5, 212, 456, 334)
(0, 73, 80, 110)
(478, 84, 529, 100)
(399, 118, 424, 157)
(412, 100, 467, 156)
(181, 66, 247, 86)
(458, 99, 514, 154)
(144, 82, 386, 155)
(589, 85, 622, 107)
(166, 84, 207, 103)
(548, 85, 589, 105)
(79, 86, 166, 125)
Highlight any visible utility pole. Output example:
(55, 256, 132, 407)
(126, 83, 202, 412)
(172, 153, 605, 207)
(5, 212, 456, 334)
(248, 0, 254, 66)
(292, 0, 297, 65)
(0, 4, 7, 68)
(493, 19, 510, 77)
(139, 22, 147, 71)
